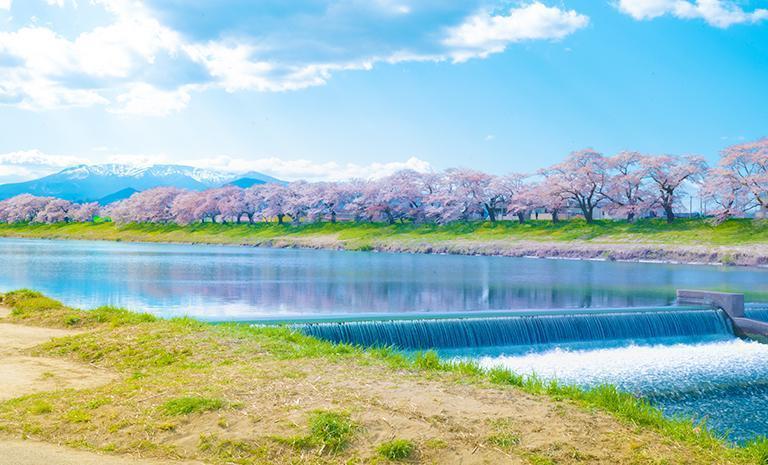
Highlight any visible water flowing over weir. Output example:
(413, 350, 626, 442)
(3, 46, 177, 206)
(293, 307, 734, 350)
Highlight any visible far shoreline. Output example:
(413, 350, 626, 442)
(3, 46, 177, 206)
(1, 220, 767, 268)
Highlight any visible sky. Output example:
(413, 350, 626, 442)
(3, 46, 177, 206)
(0, 0, 766, 183)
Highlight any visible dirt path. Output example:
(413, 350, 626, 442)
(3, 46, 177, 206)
(0, 316, 115, 401)
(0, 440, 203, 465)
(0, 309, 205, 465)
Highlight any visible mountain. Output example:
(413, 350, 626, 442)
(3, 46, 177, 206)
(97, 187, 140, 205)
(227, 177, 267, 189)
(0, 164, 284, 202)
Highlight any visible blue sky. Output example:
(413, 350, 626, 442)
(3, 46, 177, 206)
(0, 0, 766, 182)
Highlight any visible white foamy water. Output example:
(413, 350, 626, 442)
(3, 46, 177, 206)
(466, 337, 768, 442)
(473, 337, 768, 395)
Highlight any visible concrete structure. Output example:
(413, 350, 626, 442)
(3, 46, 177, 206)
(677, 289, 768, 340)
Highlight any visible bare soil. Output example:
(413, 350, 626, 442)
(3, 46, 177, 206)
(0, 309, 201, 465)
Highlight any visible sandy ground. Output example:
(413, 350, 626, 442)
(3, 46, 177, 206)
(0, 308, 205, 465)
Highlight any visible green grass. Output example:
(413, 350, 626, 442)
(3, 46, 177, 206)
(1, 217, 767, 248)
(307, 410, 357, 453)
(162, 397, 226, 416)
(377, 439, 415, 461)
(1, 290, 767, 464)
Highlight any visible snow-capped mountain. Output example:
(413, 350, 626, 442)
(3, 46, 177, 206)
(0, 164, 284, 203)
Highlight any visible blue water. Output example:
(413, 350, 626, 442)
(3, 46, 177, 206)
(1, 237, 768, 319)
(2, 237, 768, 442)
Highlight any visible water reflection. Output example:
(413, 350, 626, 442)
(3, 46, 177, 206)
(0, 238, 766, 320)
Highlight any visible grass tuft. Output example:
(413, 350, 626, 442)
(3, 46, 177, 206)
(162, 397, 225, 416)
(377, 438, 415, 461)
(308, 410, 357, 453)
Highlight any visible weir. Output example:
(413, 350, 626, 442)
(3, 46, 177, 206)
(277, 290, 768, 350)
(676, 290, 768, 341)
(291, 306, 733, 350)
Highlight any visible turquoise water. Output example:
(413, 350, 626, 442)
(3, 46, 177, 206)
(1, 237, 768, 319)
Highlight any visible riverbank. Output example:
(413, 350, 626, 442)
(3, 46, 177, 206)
(0, 290, 766, 464)
(0, 219, 767, 266)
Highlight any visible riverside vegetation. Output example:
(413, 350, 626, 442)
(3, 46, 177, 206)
(1, 290, 768, 464)
(1, 218, 768, 266)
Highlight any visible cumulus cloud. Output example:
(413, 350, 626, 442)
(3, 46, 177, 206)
(617, 0, 768, 27)
(443, 3, 589, 62)
(0, 149, 432, 183)
(0, 1, 591, 115)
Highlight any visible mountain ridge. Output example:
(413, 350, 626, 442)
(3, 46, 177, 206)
(0, 164, 285, 203)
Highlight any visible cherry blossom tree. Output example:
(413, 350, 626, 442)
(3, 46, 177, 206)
(72, 202, 100, 223)
(643, 155, 707, 223)
(715, 138, 768, 212)
(33, 198, 77, 223)
(170, 191, 204, 225)
(534, 179, 568, 223)
(260, 184, 289, 224)
(0, 194, 52, 223)
(490, 173, 530, 223)
(106, 187, 185, 223)
(215, 186, 247, 223)
(701, 168, 754, 224)
(540, 149, 610, 223)
(603, 151, 652, 221)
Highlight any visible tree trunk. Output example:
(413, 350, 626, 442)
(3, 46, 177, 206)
(663, 204, 675, 223)
(277, 213, 285, 225)
(385, 210, 395, 225)
(627, 211, 635, 222)
(551, 209, 559, 223)
(331, 211, 337, 223)
(584, 208, 594, 223)
(516, 212, 525, 224)
(485, 204, 496, 223)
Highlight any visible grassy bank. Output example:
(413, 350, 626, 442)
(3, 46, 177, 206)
(1, 290, 767, 464)
(1, 219, 768, 266)
(1, 218, 768, 245)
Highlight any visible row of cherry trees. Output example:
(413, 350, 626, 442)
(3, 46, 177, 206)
(0, 138, 766, 226)
(0, 195, 99, 224)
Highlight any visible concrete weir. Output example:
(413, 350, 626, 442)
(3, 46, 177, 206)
(677, 289, 768, 341)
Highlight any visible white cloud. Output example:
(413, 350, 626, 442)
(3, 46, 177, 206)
(0, 0, 182, 111)
(181, 155, 433, 182)
(0, 1, 591, 114)
(0, 0, 10, 11)
(0, 150, 87, 182)
(443, 2, 589, 62)
(0, 149, 433, 183)
(111, 83, 193, 116)
(617, 0, 768, 27)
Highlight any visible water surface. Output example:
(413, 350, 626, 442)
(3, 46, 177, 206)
(1, 237, 767, 319)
